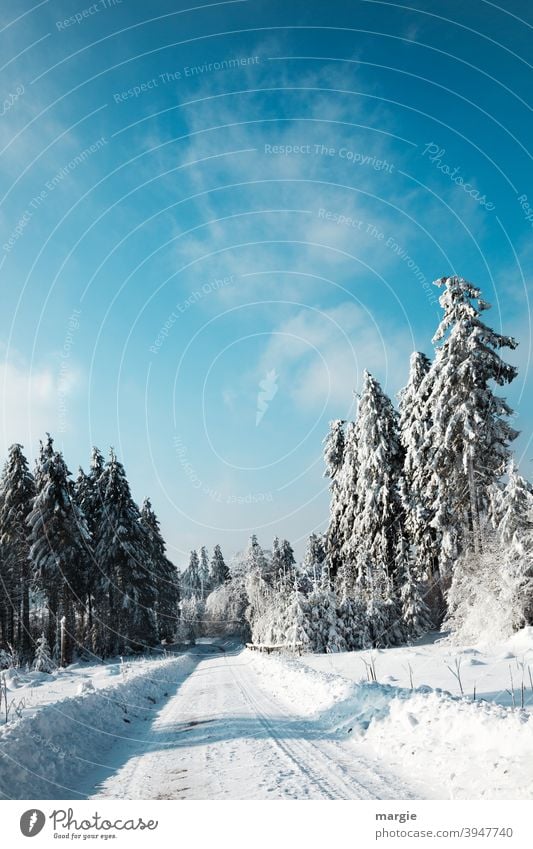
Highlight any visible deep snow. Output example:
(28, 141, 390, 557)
(1, 632, 532, 800)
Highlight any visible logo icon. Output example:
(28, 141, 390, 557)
(20, 810, 46, 837)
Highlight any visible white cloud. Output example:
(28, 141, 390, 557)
(255, 302, 415, 414)
(0, 351, 82, 458)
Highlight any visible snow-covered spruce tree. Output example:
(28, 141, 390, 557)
(323, 419, 347, 584)
(93, 451, 158, 655)
(280, 578, 313, 651)
(420, 276, 518, 584)
(493, 463, 533, 630)
(28, 441, 92, 665)
(278, 539, 296, 589)
(336, 567, 369, 651)
(342, 371, 405, 646)
(0, 444, 35, 656)
(187, 550, 202, 598)
(32, 631, 55, 673)
(140, 498, 180, 643)
(244, 534, 269, 579)
(399, 538, 434, 640)
(75, 447, 105, 647)
(209, 544, 230, 587)
(271, 536, 282, 586)
(199, 546, 210, 599)
(398, 352, 440, 614)
(302, 533, 327, 588)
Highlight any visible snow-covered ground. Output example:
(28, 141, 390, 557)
(283, 628, 533, 799)
(0, 649, 200, 799)
(298, 628, 533, 711)
(1, 632, 532, 800)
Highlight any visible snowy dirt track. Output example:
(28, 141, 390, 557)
(83, 642, 414, 800)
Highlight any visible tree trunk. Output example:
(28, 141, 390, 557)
(467, 454, 481, 555)
(21, 558, 31, 657)
(60, 588, 75, 667)
(47, 590, 59, 652)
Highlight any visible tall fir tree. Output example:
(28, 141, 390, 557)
(210, 544, 229, 587)
(187, 550, 202, 598)
(245, 534, 269, 577)
(140, 498, 180, 643)
(279, 539, 296, 588)
(493, 463, 533, 629)
(398, 352, 440, 625)
(28, 440, 91, 664)
(75, 447, 105, 643)
(420, 276, 518, 581)
(323, 419, 346, 583)
(93, 451, 158, 655)
(343, 371, 405, 645)
(0, 444, 35, 655)
(199, 546, 210, 599)
(302, 533, 327, 587)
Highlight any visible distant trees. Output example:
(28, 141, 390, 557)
(0, 438, 181, 666)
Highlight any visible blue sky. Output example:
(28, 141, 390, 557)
(0, 0, 531, 564)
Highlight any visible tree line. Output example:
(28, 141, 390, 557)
(0, 438, 180, 667)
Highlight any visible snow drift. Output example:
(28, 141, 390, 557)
(0, 654, 196, 799)
(249, 650, 533, 799)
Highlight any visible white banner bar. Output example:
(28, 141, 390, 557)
(2, 799, 532, 848)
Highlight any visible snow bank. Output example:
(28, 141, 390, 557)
(0, 653, 196, 800)
(249, 649, 533, 799)
(363, 687, 533, 799)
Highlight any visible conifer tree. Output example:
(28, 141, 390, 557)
(323, 420, 346, 582)
(278, 540, 296, 588)
(421, 276, 518, 578)
(28, 440, 91, 664)
(302, 533, 327, 587)
(33, 632, 55, 673)
(187, 550, 202, 598)
(210, 544, 229, 587)
(0, 444, 35, 656)
(94, 451, 158, 655)
(245, 534, 269, 577)
(199, 546, 210, 599)
(75, 447, 105, 642)
(343, 371, 404, 644)
(494, 463, 533, 628)
(140, 498, 180, 642)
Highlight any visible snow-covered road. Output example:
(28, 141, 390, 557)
(83, 642, 413, 800)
